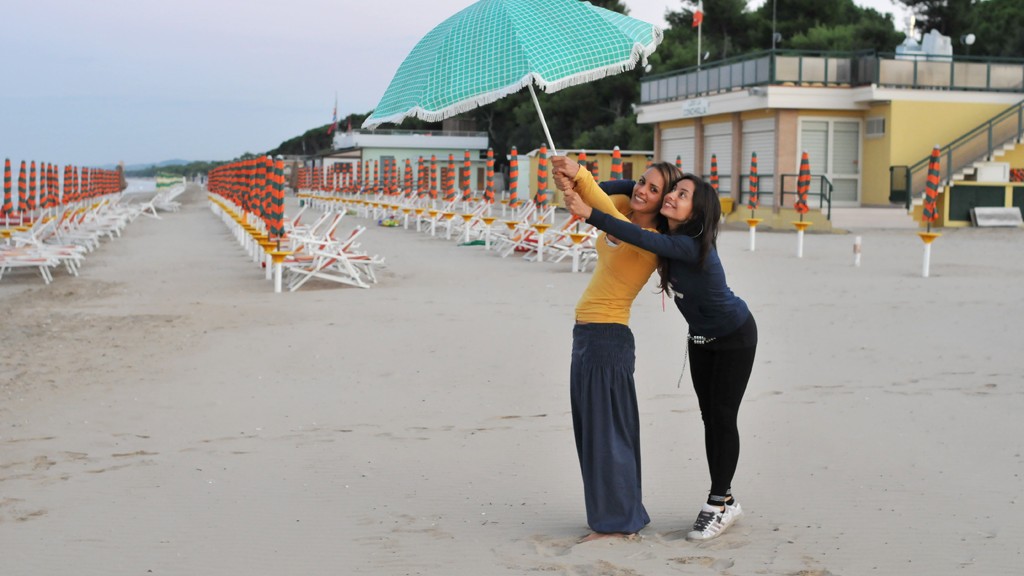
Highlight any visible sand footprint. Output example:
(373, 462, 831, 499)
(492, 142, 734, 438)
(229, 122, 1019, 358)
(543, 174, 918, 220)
(528, 534, 577, 557)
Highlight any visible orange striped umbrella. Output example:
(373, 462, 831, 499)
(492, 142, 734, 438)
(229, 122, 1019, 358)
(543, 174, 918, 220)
(445, 154, 456, 201)
(795, 151, 811, 218)
(429, 155, 437, 200)
(2, 158, 12, 217)
(748, 152, 759, 214)
(675, 155, 682, 171)
(403, 158, 413, 197)
(611, 146, 623, 180)
(577, 150, 588, 180)
(508, 146, 520, 207)
(62, 165, 71, 206)
(461, 150, 472, 202)
(28, 161, 37, 212)
(484, 148, 495, 204)
(588, 151, 599, 180)
(269, 158, 286, 239)
(417, 156, 427, 199)
(17, 161, 27, 215)
(709, 154, 719, 192)
(535, 143, 549, 208)
(922, 146, 941, 233)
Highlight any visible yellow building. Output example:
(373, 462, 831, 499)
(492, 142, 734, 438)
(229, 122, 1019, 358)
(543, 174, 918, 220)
(636, 49, 1024, 228)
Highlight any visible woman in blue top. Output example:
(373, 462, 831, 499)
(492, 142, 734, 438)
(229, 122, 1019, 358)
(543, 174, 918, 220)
(561, 170, 756, 542)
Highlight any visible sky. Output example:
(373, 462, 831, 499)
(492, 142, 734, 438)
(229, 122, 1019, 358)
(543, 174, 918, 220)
(0, 0, 910, 168)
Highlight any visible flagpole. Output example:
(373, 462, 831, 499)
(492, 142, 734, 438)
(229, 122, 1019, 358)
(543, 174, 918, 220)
(697, 20, 702, 69)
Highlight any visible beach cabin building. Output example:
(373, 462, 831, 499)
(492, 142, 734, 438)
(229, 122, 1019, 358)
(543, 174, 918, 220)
(321, 128, 490, 194)
(636, 35, 1024, 229)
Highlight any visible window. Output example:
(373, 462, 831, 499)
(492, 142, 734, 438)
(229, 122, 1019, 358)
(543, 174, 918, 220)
(866, 117, 886, 139)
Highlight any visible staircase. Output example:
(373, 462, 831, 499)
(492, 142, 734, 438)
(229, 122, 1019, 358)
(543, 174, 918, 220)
(898, 99, 1024, 209)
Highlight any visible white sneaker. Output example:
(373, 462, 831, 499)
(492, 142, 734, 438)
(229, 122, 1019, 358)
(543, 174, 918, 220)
(685, 501, 742, 541)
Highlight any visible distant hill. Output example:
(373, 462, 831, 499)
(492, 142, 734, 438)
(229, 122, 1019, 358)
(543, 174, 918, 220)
(101, 159, 191, 171)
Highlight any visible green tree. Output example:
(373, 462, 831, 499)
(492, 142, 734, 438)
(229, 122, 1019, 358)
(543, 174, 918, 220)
(899, 0, 1024, 57)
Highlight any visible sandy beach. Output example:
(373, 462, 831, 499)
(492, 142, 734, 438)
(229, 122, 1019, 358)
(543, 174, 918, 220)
(2, 185, 1022, 575)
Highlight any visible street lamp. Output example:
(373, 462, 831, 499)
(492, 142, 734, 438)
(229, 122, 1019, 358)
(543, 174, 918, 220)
(960, 33, 976, 56)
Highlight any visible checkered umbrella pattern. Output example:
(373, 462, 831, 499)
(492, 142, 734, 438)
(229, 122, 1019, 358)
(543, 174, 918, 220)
(362, 0, 662, 132)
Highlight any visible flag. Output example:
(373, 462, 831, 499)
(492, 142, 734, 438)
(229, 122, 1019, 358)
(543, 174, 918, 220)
(327, 94, 338, 135)
(692, 1, 704, 28)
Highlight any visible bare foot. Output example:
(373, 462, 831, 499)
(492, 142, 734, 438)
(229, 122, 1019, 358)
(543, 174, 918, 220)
(577, 531, 639, 544)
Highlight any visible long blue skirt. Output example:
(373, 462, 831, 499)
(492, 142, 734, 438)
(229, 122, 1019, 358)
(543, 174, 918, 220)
(570, 323, 650, 534)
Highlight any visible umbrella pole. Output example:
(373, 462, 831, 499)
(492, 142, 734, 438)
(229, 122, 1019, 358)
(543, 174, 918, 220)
(528, 84, 558, 156)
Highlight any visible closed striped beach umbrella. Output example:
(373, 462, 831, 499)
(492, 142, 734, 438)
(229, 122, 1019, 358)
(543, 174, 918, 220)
(429, 155, 437, 200)
(588, 151, 599, 180)
(795, 151, 811, 218)
(28, 161, 37, 211)
(675, 155, 682, 171)
(484, 148, 495, 204)
(709, 154, 719, 193)
(404, 158, 413, 197)
(577, 150, 588, 180)
(611, 146, 623, 180)
(446, 154, 456, 201)
(461, 150, 472, 202)
(17, 161, 27, 214)
(2, 159, 12, 217)
(508, 146, 519, 208)
(535, 143, 549, 209)
(922, 146, 941, 232)
(417, 156, 426, 199)
(748, 152, 759, 214)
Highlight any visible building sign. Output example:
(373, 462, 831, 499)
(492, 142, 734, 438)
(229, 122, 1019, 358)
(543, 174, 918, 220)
(682, 98, 708, 118)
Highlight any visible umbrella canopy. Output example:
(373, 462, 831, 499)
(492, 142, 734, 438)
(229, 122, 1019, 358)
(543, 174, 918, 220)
(508, 146, 520, 207)
(362, 0, 662, 153)
(484, 148, 495, 204)
(2, 159, 12, 217)
(748, 152, 759, 213)
(795, 151, 811, 217)
(535, 143, 549, 208)
(675, 155, 683, 171)
(709, 154, 719, 192)
(922, 145, 941, 232)
(17, 161, 27, 215)
(611, 146, 623, 180)
(461, 151, 472, 202)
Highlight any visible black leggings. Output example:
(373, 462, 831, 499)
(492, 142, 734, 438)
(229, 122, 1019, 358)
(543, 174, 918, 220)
(687, 314, 757, 497)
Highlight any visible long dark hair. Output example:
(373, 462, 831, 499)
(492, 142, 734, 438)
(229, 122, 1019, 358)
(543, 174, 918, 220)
(638, 161, 681, 235)
(657, 173, 720, 295)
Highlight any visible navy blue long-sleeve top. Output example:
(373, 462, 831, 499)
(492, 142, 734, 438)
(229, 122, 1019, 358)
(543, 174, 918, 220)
(587, 208, 750, 338)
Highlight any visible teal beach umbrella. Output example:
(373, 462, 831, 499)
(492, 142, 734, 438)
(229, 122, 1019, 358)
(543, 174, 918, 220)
(362, 0, 662, 154)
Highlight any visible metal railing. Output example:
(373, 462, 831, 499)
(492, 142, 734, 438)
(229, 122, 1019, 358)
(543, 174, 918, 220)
(779, 174, 833, 220)
(892, 99, 1024, 209)
(641, 50, 1024, 104)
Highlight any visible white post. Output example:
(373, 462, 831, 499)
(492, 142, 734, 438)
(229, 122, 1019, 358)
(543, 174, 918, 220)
(274, 261, 283, 293)
(265, 253, 273, 280)
(537, 233, 545, 263)
(796, 229, 805, 258)
(853, 236, 862, 267)
(749, 225, 757, 251)
(922, 243, 932, 278)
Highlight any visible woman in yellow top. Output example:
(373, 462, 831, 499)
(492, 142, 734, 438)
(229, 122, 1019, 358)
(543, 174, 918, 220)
(551, 156, 681, 541)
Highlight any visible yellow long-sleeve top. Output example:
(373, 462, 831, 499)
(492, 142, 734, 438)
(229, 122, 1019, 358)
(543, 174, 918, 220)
(573, 168, 658, 325)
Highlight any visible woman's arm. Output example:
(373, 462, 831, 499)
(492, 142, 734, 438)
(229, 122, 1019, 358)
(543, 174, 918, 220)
(587, 208, 701, 263)
(551, 156, 628, 221)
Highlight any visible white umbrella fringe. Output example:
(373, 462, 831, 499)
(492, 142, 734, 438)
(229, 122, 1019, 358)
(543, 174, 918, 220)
(362, 35, 660, 133)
